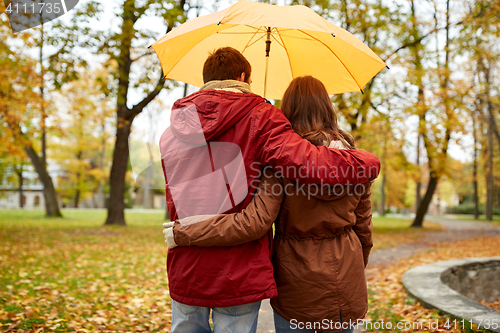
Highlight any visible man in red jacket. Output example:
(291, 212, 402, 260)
(160, 47, 380, 333)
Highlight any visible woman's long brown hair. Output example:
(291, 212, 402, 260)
(281, 76, 355, 149)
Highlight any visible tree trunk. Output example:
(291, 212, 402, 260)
(74, 150, 82, 208)
(472, 111, 479, 220)
(416, 133, 421, 211)
(24, 146, 62, 217)
(104, 119, 131, 226)
(412, 0, 451, 228)
(17, 167, 23, 208)
(103, 0, 165, 226)
(74, 189, 80, 208)
(486, 117, 494, 221)
(412, 175, 439, 228)
(379, 141, 387, 216)
(103, 0, 135, 226)
(487, 103, 500, 147)
(40, 22, 50, 214)
(409, 0, 426, 218)
(143, 147, 151, 209)
(3, 113, 60, 216)
(379, 172, 386, 216)
(97, 123, 106, 208)
(144, 142, 156, 209)
(482, 56, 495, 221)
(497, 188, 500, 213)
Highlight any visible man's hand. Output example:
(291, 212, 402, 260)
(163, 222, 178, 248)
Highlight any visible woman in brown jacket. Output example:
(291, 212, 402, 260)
(164, 76, 373, 333)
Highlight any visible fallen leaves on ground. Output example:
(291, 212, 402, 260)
(481, 299, 500, 312)
(0, 210, 478, 333)
(0, 211, 171, 332)
(364, 236, 500, 332)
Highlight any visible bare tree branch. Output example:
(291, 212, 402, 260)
(131, 50, 155, 63)
(129, 70, 166, 117)
(383, 19, 463, 62)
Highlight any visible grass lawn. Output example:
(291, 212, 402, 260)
(371, 217, 442, 250)
(0, 210, 441, 332)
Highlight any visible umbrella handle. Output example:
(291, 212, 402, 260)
(264, 27, 271, 98)
(265, 27, 271, 57)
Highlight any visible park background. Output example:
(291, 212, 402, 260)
(0, 0, 499, 332)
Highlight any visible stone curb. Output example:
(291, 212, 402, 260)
(402, 257, 500, 333)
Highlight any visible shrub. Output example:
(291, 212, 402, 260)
(446, 203, 499, 215)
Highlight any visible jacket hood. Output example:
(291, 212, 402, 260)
(170, 90, 266, 144)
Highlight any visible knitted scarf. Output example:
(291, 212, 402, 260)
(200, 79, 253, 94)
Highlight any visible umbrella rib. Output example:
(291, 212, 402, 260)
(298, 30, 363, 92)
(270, 30, 285, 49)
(217, 32, 266, 35)
(274, 34, 315, 41)
(242, 27, 267, 54)
(276, 28, 294, 79)
(244, 33, 267, 50)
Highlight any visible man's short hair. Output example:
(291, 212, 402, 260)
(203, 47, 252, 83)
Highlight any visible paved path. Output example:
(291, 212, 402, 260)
(256, 217, 500, 333)
(367, 217, 500, 266)
(257, 300, 275, 333)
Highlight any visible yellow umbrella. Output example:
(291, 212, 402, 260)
(151, 0, 387, 99)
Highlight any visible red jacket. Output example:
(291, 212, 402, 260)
(159, 89, 380, 307)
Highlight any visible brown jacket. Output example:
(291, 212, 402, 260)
(173, 166, 373, 327)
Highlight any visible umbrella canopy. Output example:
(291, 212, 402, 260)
(151, 0, 387, 99)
